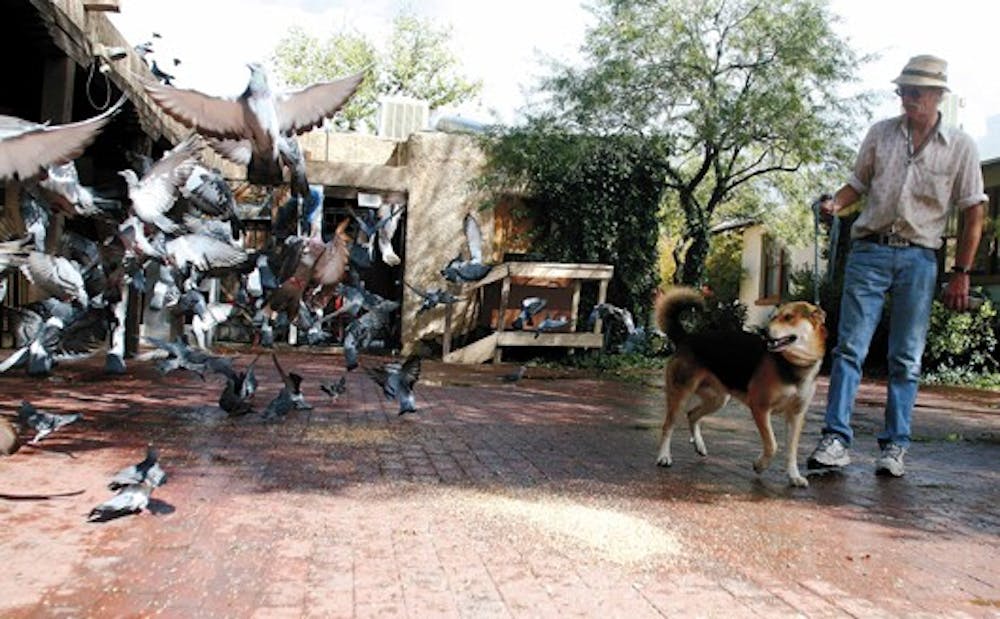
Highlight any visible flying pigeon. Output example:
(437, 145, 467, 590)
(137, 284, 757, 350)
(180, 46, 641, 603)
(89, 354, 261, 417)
(163, 232, 248, 273)
(365, 355, 421, 415)
(108, 445, 167, 490)
(441, 214, 492, 283)
(511, 296, 547, 330)
(143, 63, 365, 185)
(87, 481, 154, 522)
(17, 401, 82, 443)
(320, 375, 347, 400)
(0, 304, 109, 376)
(144, 335, 223, 378)
(0, 96, 124, 181)
(150, 59, 175, 85)
(376, 202, 404, 266)
(118, 134, 202, 233)
(20, 251, 89, 307)
(182, 163, 243, 236)
(404, 280, 462, 315)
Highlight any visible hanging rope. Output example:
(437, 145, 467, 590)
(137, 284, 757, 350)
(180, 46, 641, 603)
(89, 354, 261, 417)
(85, 59, 113, 111)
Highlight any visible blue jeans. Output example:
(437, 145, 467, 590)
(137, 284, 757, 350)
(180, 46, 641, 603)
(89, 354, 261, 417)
(823, 240, 938, 449)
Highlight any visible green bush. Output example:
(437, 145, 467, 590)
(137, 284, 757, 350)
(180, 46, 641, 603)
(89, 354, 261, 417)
(922, 297, 1000, 388)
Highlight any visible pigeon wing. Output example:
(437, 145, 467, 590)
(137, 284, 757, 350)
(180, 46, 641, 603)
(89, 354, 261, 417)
(463, 214, 484, 263)
(276, 70, 366, 135)
(142, 81, 250, 139)
(166, 234, 248, 272)
(206, 138, 252, 165)
(0, 97, 123, 181)
(52, 308, 109, 358)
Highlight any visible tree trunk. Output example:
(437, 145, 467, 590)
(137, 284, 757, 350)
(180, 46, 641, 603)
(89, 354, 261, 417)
(679, 231, 710, 286)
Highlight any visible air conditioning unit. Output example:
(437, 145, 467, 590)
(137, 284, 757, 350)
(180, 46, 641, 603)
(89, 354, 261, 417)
(377, 96, 429, 141)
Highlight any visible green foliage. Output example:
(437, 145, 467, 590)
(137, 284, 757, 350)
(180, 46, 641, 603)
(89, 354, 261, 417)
(702, 231, 744, 301)
(478, 126, 668, 326)
(380, 13, 482, 110)
(270, 26, 378, 130)
(923, 297, 999, 387)
(270, 12, 482, 131)
(526, 0, 871, 285)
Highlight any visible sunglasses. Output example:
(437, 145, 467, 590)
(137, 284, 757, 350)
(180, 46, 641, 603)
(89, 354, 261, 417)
(895, 86, 929, 99)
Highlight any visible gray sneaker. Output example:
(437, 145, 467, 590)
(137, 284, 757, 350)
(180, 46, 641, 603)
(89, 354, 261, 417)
(807, 434, 851, 469)
(875, 443, 906, 477)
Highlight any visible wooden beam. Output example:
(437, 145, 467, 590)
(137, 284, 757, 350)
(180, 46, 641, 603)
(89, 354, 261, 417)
(83, 1, 120, 11)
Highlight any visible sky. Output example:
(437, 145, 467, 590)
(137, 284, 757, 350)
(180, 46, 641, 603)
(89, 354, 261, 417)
(109, 0, 1000, 159)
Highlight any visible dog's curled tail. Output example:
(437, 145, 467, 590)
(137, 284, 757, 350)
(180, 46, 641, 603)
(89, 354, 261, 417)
(654, 286, 705, 344)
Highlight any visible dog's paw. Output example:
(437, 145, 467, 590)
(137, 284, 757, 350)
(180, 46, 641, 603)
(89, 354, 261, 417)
(788, 474, 809, 488)
(753, 456, 771, 473)
(655, 456, 673, 467)
(689, 436, 708, 457)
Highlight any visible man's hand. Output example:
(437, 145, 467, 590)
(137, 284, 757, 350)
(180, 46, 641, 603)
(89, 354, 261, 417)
(942, 273, 971, 311)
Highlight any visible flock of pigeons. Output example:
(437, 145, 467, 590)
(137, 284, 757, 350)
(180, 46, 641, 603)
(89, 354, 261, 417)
(0, 51, 661, 521)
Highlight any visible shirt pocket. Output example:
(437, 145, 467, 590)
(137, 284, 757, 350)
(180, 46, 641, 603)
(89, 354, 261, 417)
(910, 164, 953, 208)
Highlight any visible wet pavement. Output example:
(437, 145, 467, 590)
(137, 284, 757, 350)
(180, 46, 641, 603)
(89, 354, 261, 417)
(0, 349, 998, 618)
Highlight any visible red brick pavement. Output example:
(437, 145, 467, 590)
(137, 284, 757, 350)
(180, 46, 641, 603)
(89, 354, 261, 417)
(0, 350, 998, 618)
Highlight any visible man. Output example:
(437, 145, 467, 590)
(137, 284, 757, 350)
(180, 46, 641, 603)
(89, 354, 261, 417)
(807, 55, 986, 477)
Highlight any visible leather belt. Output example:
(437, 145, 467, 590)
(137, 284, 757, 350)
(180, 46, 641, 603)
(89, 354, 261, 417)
(859, 232, 915, 248)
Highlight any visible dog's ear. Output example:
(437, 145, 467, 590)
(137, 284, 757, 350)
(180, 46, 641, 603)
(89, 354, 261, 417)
(811, 306, 827, 323)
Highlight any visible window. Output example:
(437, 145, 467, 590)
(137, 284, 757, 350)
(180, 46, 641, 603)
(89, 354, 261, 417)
(760, 234, 789, 302)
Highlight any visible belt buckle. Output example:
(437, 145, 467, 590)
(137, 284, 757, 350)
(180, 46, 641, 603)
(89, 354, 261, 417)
(885, 233, 909, 248)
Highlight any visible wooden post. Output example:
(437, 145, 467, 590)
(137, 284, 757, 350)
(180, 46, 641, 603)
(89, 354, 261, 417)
(594, 279, 609, 333)
(493, 274, 512, 363)
(569, 280, 582, 332)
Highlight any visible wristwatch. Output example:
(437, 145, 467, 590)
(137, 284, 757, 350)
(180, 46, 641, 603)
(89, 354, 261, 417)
(951, 265, 971, 274)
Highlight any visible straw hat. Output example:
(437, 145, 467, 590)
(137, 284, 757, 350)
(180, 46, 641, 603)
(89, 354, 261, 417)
(892, 55, 949, 90)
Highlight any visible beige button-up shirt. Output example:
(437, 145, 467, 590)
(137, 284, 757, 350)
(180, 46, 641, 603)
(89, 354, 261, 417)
(847, 114, 986, 249)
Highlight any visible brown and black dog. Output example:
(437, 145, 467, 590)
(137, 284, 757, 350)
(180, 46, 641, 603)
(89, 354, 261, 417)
(654, 287, 826, 487)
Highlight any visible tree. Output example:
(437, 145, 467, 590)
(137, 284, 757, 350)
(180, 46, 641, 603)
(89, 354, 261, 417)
(270, 26, 378, 130)
(380, 13, 482, 110)
(270, 12, 482, 132)
(528, 0, 872, 285)
(479, 125, 669, 325)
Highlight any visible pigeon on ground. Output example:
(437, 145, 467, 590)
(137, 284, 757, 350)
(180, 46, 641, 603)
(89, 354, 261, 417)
(0, 96, 124, 181)
(320, 375, 347, 400)
(404, 280, 462, 315)
(365, 355, 421, 415)
(501, 365, 527, 383)
(534, 314, 570, 338)
(144, 63, 365, 185)
(108, 445, 167, 490)
(262, 353, 311, 420)
(441, 213, 492, 283)
(118, 134, 201, 234)
(588, 302, 660, 353)
(17, 401, 82, 444)
(511, 296, 547, 330)
(217, 354, 259, 416)
(87, 481, 154, 522)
